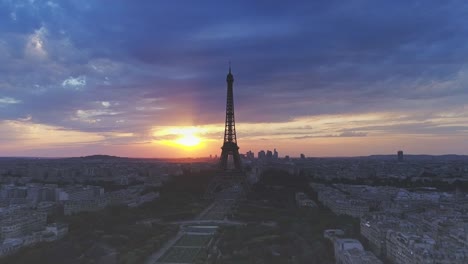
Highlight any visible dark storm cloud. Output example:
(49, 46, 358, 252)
(1, 0, 468, 141)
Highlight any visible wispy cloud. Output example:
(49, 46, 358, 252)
(62, 76, 86, 90)
(0, 97, 21, 106)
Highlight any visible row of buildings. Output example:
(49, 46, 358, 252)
(324, 229, 382, 264)
(0, 156, 215, 259)
(361, 208, 468, 264)
(0, 183, 160, 258)
(312, 184, 370, 218)
(312, 182, 468, 263)
(0, 157, 183, 186)
(299, 155, 468, 181)
(0, 208, 68, 257)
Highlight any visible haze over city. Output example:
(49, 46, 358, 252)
(1, 0, 468, 157)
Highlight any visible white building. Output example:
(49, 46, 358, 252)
(57, 186, 103, 201)
(63, 197, 108, 215)
(0, 212, 47, 239)
(334, 238, 382, 264)
(295, 192, 317, 208)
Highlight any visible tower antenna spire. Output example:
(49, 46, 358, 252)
(228, 61, 231, 73)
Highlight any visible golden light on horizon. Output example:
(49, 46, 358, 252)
(176, 133, 201, 147)
(152, 126, 208, 151)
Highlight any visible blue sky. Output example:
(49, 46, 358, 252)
(1, 0, 468, 157)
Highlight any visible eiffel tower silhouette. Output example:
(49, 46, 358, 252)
(205, 65, 249, 199)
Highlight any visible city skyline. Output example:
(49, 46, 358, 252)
(1, 1, 468, 158)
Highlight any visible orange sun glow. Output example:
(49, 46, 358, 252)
(176, 133, 201, 147)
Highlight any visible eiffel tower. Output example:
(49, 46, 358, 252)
(205, 65, 249, 199)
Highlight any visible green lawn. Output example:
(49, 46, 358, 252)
(175, 234, 212, 247)
(159, 246, 201, 263)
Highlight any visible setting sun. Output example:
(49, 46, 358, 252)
(152, 126, 207, 150)
(176, 133, 201, 147)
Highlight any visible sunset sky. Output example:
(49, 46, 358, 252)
(1, 0, 468, 158)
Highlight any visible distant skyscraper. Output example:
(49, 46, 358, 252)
(258, 150, 266, 160)
(246, 151, 254, 159)
(397, 150, 404, 162)
(300, 153, 305, 159)
(266, 150, 273, 159)
(273, 149, 278, 159)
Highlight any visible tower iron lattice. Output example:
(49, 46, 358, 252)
(205, 66, 249, 199)
(219, 65, 242, 171)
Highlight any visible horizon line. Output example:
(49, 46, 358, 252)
(1, 153, 467, 160)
